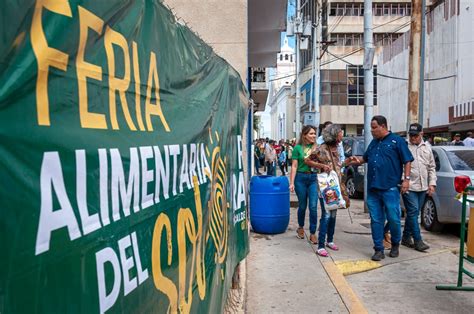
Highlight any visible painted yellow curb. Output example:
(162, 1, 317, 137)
(321, 260, 368, 314)
(335, 259, 382, 276)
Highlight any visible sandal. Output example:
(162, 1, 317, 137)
(296, 227, 304, 239)
(326, 242, 339, 251)
(309, 234, 317, 245)
(317, 248, 329, 257)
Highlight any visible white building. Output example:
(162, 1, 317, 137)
(268, 37, 296, 140)
(378, 0, 474, 137)
(298, 0, 411, 135)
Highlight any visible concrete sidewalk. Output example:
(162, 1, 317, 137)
(246, 188, 474, 313)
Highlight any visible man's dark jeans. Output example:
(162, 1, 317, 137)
(402, 191, 426, 242)
(367, 187, 402, 252)
(265, 161, 275, 176)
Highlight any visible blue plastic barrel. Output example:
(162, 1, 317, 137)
(250, 175, 290, 234)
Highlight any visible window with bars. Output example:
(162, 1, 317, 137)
(330, 33, 402, 47)
(347, 65, 377, 106)
(330, 3, 412, 17)
(321, 69, 347, 106)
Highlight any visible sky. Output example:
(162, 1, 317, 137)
(257, 0, 295, 139)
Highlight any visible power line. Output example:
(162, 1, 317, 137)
(320, 5, 438, 68)
(377, 72, 456, 81)
(373, 15, 407, 30)
(326, 50, 356, 66)
(320, 19, 412, 67)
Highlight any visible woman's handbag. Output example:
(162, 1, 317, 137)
(317, 170, 346, 210)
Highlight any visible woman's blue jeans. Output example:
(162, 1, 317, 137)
(318, 199, 337, 249)
(294, 172, 318, 234)
(401, 191, 426, 242)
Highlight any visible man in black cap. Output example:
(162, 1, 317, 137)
(402, 123, 437, 251)
(452, 133, 464, 146)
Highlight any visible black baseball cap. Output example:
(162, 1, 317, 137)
(408, 123, 423, 135)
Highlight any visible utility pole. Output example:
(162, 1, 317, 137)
(407, 0, 423, 127)
(295, 0, 302, 136)
(314, 3, 322, 134)
(363, 0, 374, 212)
(419, 0, 427, 125)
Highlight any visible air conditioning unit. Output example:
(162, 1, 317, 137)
(300, 37, 309, 50)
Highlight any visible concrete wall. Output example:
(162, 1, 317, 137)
(164, 0, 248, 82)
(377, 37, 409, 131)
(378, 1, 474, 132)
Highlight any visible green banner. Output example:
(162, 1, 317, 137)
(0, 1, 249, 312)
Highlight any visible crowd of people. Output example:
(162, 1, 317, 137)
(253, 138, 295, 176)
(255, 115, 440, 261)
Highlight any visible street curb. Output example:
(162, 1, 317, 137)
(304, 228, 368, 314)
(321, 260, 369, 314)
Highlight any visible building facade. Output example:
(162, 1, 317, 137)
(268, 38, 296, 140)
(298, 0, 411, 135)
(378, 0, 473, 137)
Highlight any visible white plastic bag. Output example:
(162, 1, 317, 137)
(318, 170, 346, 210)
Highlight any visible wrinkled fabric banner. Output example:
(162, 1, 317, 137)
(0, 0, 249, 313)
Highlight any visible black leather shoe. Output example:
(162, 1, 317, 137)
(371, 250, 385, 261)
(414, 240, 430, 252)
(389, 244, 400, 257)
(401, 237, 414, 248)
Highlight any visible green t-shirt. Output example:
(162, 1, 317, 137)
(292, 144, 314, 173)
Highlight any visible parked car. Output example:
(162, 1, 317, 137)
(402, 146, 474, 231)
(342, 137, 365, 199)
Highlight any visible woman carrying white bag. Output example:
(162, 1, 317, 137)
(304, 124, 351, 257)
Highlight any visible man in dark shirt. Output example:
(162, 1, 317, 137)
(349, 116, 414, 261)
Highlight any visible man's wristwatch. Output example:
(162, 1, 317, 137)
(404, 176, 410, 181)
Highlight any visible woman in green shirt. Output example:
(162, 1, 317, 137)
(289, 125, 318, 244)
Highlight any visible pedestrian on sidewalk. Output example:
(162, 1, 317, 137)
(347, 115, 413, 261)
(463, 131, 474, 147)
(278, 146, 287, 176)
(317, 121, 345, 165)
(254, 140, 262, 175)
(289, 125, 318, 244)
(286, 140, 294, 171)
(401, 123, 436, 252)
(305, 124, 351, 257)
(264, 140, 277, 176)
(452, 133, 465, 146)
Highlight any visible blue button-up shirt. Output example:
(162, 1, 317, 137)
(363, 132, 414, 190)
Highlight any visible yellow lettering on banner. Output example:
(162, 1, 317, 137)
(30, 0, 72, 126)
(151, 177, 206, 313)
(104, 26, 136, 131)
(177, 208, 197, 313)
(132, 41, 146, 131)
(151, 214, 178, 313)
(76, 6, 107, 129)
(145, 52, 170, 132)
(192, 176, 206, 299)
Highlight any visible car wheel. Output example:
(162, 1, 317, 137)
(345, 175, 361, 199)
(421, 197, 443, 232)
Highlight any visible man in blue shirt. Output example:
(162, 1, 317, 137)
(349, 116, 413, 261)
